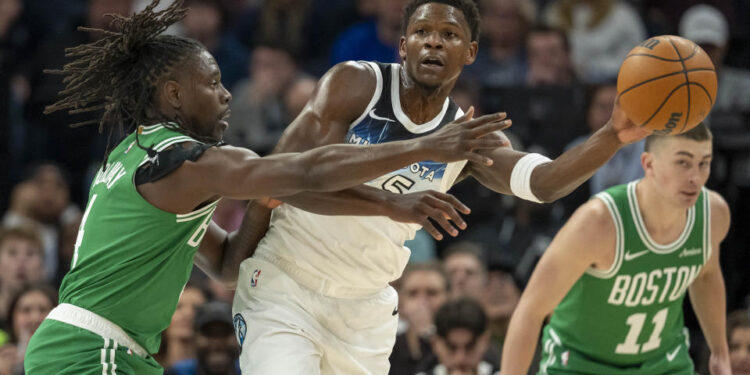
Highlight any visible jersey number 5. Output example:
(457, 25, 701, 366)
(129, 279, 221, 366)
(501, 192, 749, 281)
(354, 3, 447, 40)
(381, 175, 415, 194)
(615, 307, 668, 354)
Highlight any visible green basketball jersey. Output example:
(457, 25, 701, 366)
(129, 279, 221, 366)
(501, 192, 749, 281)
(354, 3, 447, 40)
(58, 123, 218, 353)
(544, 181, 710, 368)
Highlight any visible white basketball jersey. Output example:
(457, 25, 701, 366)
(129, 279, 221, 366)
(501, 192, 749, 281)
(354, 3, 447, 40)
(253, 62, 467, 296)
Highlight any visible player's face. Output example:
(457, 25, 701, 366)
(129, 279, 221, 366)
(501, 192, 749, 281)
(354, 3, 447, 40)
(196, 322, 238, 373)
(730, 327, 750, 375)
(433, 328, 489, 373)
(644, 137, 712, 208)
(400, 3, 477, 89)
(178, 50, 232, 141)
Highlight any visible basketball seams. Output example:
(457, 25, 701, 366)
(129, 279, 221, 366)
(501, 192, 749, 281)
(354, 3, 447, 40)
(689, 81, 714, 106)
(618, 68, 715, 98)
(638, 82, 690, 127)
(667, 37, 692, 133)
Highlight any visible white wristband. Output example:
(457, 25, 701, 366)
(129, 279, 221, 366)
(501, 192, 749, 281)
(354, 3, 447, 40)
(510, 153, 552, 203)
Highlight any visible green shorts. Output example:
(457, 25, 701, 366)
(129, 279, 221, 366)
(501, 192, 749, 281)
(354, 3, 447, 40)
(538, 328, 695, 375)
(25, 319, 162, 375)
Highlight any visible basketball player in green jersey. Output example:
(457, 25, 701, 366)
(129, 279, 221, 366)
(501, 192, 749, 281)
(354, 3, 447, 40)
(502, 123, 732, 374)
(23, 1, 512, 374)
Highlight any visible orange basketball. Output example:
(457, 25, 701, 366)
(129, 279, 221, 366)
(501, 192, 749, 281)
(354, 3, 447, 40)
(617, 35, 717, 135)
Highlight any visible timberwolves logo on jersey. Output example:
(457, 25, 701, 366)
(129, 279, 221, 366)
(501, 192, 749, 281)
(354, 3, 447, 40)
(345, 62, 462, 195)
(233, 313, 247, 347)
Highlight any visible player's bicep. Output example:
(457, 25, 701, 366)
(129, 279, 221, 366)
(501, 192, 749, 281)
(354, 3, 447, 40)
(519, 199, 615, 316)
(273, 61, 376, 153)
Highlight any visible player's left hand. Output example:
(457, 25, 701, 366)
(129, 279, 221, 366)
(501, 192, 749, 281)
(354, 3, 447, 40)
(708, 353, 732, 375)
(384, 190, 469, 240)
(609, 98, 652, 144)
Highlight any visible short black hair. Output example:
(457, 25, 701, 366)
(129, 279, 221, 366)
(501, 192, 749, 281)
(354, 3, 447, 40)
(402, 0, 481, 42)
(529, 24, 570, 52)
(434, 297, 487, 339)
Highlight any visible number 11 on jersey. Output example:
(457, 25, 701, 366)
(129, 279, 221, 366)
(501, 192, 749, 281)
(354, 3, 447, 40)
(615, 307, 668, 354)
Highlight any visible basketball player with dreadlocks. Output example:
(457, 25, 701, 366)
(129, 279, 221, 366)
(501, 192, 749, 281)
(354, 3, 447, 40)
(230, 0, 650, 374)
(22, 1, 511, 373)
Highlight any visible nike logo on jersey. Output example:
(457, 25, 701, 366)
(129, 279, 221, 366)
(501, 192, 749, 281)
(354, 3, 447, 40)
(624, 250, 649, 261)
(666, 346, 681, 362)
(369, 109, 396, 122)
(392, 306, 399, 316)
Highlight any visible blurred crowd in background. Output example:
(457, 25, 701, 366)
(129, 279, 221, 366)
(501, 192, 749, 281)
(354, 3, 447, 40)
(0, 0, 749, 374)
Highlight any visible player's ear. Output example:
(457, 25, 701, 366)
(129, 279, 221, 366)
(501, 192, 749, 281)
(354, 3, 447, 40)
(399, 36, 407, 61)
(465, 41, 478, 65)
(162, 80, 182, 109)
(641, 151, 653, 176)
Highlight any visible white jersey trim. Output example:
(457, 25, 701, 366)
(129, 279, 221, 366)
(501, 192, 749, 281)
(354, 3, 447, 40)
(390, 64, 450, 134)
(702, 188, 711, 263)
(587, 192, 624, 279)
(348, 61, 384, 130)
(628, 181, 695, 254)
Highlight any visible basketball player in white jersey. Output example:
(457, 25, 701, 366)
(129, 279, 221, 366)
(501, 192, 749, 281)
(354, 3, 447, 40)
(231, 0, 650, 373)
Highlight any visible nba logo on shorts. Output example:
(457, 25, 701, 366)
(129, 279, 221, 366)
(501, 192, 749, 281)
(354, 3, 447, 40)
(561, 350, 570, 366)
(233, 313, 247, 347)
(250, 269, 261, 287)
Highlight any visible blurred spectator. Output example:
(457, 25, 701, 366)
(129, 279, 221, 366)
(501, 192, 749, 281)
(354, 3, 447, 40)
(481, 265, 522, 364)
(23, 0, 134, 205)
(159, 284, 208, 369)
(443, 242, 486, 301)
(544, 0, 646, 82)
(330, 0, 406, 65)
(417, 298, 499, 375)
(464, 0, 534, 87)
(224, 44, 315, 154)
(728, 309, 750, 375)
(564, 82, 644, 194)
(167, 301, 240, 375)
(3, 162, 81, 281)
(525, 25, 576, 86)
(679, 4, 750, 120)
(0, 227, 45, 327)
(390, 263, 448, 375)
(181, 0, 248, 90)
(2, 283, 57, 375)
(0, 0, 30, 213)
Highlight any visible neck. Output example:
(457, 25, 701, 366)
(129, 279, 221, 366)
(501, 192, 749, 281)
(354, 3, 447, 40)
(398, 66, 454, 124)
(405, 328, 424, 359)
(636, 180, 689, 241)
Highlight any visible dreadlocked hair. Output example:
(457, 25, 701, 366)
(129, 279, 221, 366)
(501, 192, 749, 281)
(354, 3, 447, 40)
(44, 0, 205, 165)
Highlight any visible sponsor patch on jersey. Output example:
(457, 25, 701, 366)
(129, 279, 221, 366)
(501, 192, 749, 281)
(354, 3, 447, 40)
(250, 269, 261, 287)
(678, 248, 702, 258)
(233, 313, 247, 347)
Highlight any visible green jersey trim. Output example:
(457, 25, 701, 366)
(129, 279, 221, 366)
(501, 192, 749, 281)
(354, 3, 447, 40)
(627, 182, 695, 254)
(586, 192, 625, 279)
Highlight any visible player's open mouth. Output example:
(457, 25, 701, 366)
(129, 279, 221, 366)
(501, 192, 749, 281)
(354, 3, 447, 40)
(420, 56, 444, 68)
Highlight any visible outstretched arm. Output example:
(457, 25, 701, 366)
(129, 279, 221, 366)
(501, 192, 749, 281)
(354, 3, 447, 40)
(466, 101, 651, 203)
(688, 191, 732, 375)
(501, 199, 615, 375)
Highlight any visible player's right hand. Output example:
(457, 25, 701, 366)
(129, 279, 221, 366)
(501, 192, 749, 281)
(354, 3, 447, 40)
(418, 107, 511, 166)
(384, 190, 470, 240)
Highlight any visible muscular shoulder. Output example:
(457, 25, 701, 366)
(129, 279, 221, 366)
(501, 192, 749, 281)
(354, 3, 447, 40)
(566, 198, 618, 264)
(707, 189, 730, 242)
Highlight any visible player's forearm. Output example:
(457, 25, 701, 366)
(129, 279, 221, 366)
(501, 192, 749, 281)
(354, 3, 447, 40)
(501, 307, 545, 375)
(689, 271, 730, 358)
(279, 185, 392, 216)
(295, 141, 428, 192)
(220, 201, 274, 286)
(531, 122, 624, 202)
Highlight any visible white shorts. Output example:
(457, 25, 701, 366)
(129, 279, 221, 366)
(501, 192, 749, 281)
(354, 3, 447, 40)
(232, 257, 399, 375)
